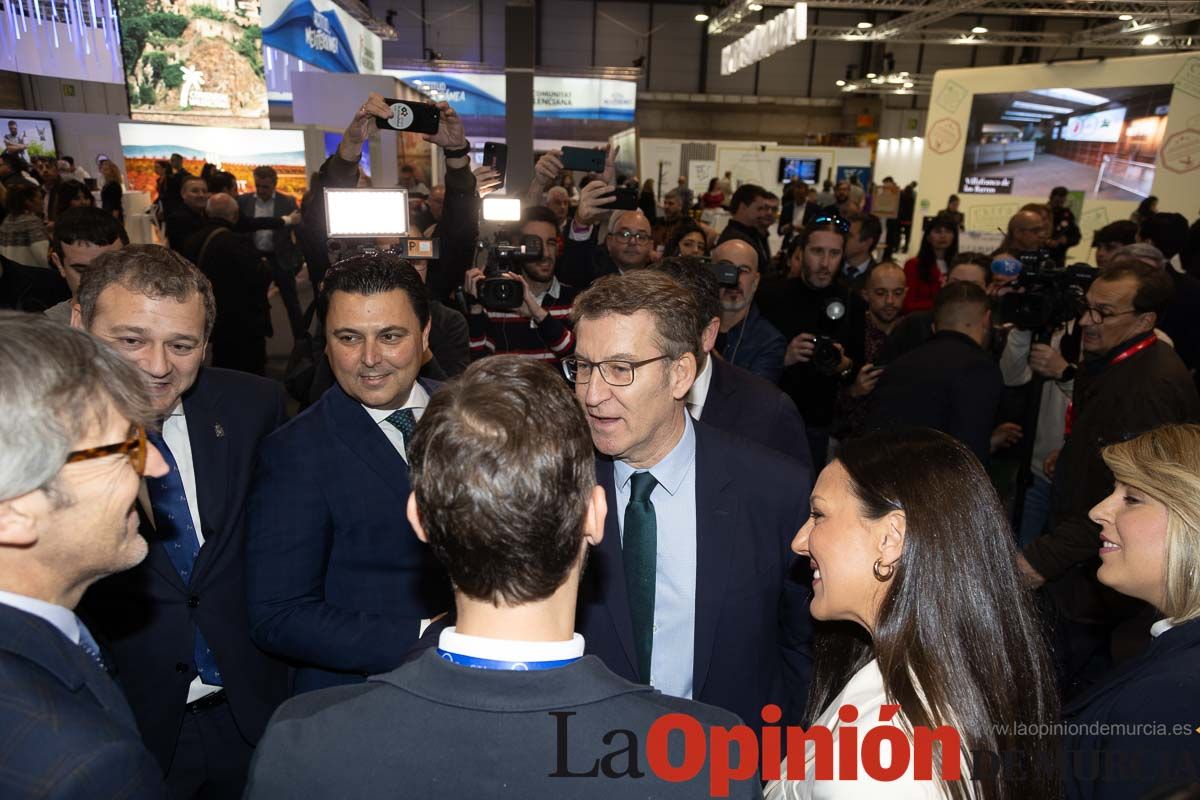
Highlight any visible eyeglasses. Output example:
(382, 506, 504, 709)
(811, 215, 850, 233)
(609, 230, 652, 245)
(1081, 305, 1138, 323)
(65, 425, 149, 475)
(562, 355, 671, 386)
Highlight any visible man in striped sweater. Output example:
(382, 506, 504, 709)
(463, 206, 578, 364)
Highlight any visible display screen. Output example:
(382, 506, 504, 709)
(2, 117, 57, 163)
(778, 157, 821, 183)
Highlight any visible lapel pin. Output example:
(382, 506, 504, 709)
(214, 423, 225, 438)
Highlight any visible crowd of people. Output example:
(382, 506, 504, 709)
(1, 93, 1199, 800)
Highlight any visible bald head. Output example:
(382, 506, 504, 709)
(1009, 209, 1047, 252)
(206, 193, 238, 223)
(712, 239, 759, 273)
(865, 261, 905, 289)
(863, 262, 906, 326)
(546, 186, 569, 223)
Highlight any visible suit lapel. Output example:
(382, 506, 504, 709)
(595, 457, 639, 676)
(691, 425, 737, 699)
(325, 384, 410, 504)
(183, 380, 230, 583)
(700, 358, 738, 425)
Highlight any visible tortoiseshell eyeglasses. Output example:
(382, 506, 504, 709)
(64, 425, 150, 476)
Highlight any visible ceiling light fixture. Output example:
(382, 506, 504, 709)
(971, 26, 988, 34)
(748, 2, 763, 10)
(857, 21, 873, 29)
(1141, 33, 1161, 45)
(836, 79, 846, 86)
(1119, 14, 1133, 21)
(1011, 100, 1074, 114)
(866, 72, 877, 78)
(694, 12, 709, 22)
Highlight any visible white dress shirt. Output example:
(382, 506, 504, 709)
(764, 658, 976, 799)
(159, 404, 221, 704)
(362, 381, 430, 462)
(686, 354, 714, 420)
(253, 193, 275, 253)
(438, 626, 585, 663)
(0, 589, 84, 645)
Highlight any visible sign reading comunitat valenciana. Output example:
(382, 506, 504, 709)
(720, 2, 807, 76)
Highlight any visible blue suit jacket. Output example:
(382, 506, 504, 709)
(577, 420, 814, 731)
(79, 367, 290, 771)
(701, 356, 813, 472)
(245, 380, 451, 695)
(1063, 618, 1200, 800)
(0, 604, 165, 799)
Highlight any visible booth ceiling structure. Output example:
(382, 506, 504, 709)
(707, 0, 1200, 49)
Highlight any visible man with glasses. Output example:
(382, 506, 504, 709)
(712, 239, 786, 384)
(567, 270, 814, 737)
(463, 206, 577, 364)
(0, 312, 168, 799)
(72, 245, 290, 798)
(1019, 261, 1200, 692)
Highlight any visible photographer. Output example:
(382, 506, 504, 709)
(758, 217, 853, 463)
(463, 206, 577, 363)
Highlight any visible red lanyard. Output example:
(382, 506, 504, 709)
(1064, 336, 1156, 435)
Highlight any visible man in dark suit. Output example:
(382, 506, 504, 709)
(716, 184, 775, 275)
(72, 245, 289, 799)
(246, 254, 450, 695)
(652, 255, 811, 468)
(567, 270, 814, 732)
(183, 193, 273, 375)
(0, 313, 167, 799)
(244, 357, 759, 799)
(238, 166, 304, 340)
(165, 176, 209, 254)
(161, 153, 190, 219)
(863, 281, 1003, 464)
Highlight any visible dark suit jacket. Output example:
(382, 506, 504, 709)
(79, 368, 289, 772)
(165, 206, 205, 254)
(555, 232, 619, 291)
(701, 356, 813, 471)
(182, 220, 272, 342)
(577, 420, 814, 731)
(863, 329, 1003, 464)
(1063, 618, 1200, 800)
(245, 380, 451, 695)
(717, 219, 771, 275)
(0, 604, 165, 799)
(237, 192, 299, 270)
(245, 649, 760, 798)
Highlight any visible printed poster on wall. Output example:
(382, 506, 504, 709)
(385, 70, 637, 122)
(120, 0, 268, 127)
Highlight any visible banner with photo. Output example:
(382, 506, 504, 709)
(120, 0, 268, 127)
(385, 70, 636, 122)
(260, 0, 380, 75)
(119, 122, 305, 200)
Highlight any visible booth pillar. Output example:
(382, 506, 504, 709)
(505, 0, 535, 194)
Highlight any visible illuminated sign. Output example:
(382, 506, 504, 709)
(720, 2, 807, 76)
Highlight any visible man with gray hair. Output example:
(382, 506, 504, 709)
(545, 185, 570, 228)
(73, 245, 289, 797)
(182, 194, 274, 374)
(0, 312, 168, 798)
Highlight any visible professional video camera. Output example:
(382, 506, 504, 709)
(995, 250, 1094, 336)
(471, 234, 544, 311)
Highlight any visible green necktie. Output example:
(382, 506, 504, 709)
(623, 471, 659, 684)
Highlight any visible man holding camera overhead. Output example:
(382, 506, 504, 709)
(462, 206, 578, 364)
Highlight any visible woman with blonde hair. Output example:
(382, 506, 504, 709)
(98, 158, 124, 225)
(1064, 423, 1200, 800)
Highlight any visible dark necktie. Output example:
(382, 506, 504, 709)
(145, 429, 222, 687)
(385, 408, 417, 456)
(623, 471, 658, 684)
(76, 619, 106, 672)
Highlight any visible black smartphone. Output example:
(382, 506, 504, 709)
(483, 142, 508, 184)
(560, 146, 606, 173)
(375, 99, 441, 135)
(603, 186, 639, 211)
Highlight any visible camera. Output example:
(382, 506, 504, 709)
(811, 334, 843, 376)
(710, 260, 740, 288)
(995, 252, 1094, 335)
(472, 234, 545, 311)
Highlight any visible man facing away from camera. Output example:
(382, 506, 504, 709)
(243, 357, 759, 799)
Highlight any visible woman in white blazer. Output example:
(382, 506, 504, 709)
(766, 429, 1059, 800)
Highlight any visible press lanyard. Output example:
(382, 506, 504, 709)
(1064, 336, 1155, 435)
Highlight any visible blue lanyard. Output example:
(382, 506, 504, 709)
(437, 649, 580, 671)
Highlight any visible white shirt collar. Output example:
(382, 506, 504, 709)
(686, 354, 714, 420)
(363, 381, 430, 425)
(1150, 618, 1176, 638)
(534, 276, 562, 304)
(847, 255, 872, 275)
(438, 626, 585, 663)
(0, 589, 81, 644)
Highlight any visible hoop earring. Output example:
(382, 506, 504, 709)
(873, 558, 895, 582)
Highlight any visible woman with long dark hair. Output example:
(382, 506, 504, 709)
(663, 219, 709, 258)
(902, 214, 959, 313)
(1064, 424, 1200, 800)
(766, 429, 1058, 800)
